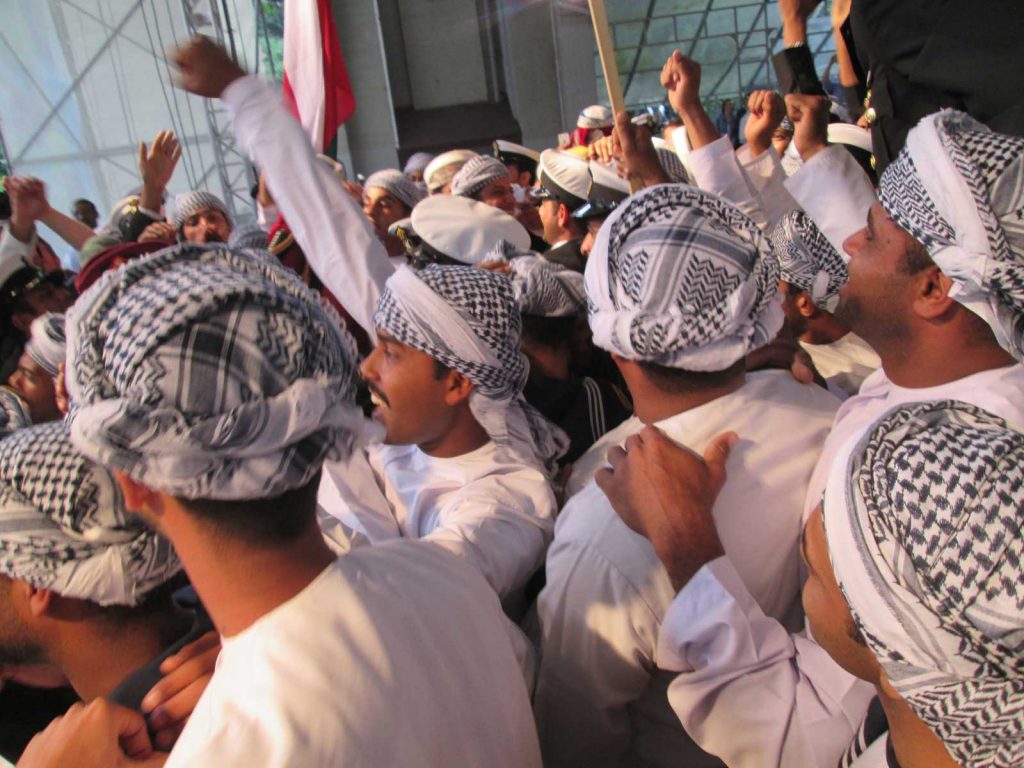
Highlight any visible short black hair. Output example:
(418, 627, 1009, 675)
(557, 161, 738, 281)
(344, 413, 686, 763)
(901, 238, 933, 274)
(637, 357, 745, 393)
(521, 314, 580, 352)
(179, 473, 322, 546)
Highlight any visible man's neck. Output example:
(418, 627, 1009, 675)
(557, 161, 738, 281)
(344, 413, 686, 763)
(876, 335, 1015, 389)
(169, 516, 336, 638)
(417, 410, 490, 459)
(632, 374, 745, 425)
(55, 607, 193, 702)
(800, 313, 851, 346)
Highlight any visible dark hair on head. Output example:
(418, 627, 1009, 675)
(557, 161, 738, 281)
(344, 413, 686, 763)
(178, 473, 322, 547)
(433, 358, 450, 379)
(521, 314, 579, 352)
(95, 572, 190, 627)
(900, 238, 933, 275)
(72, 199, 97, 210)
(637, 357, 745, 394)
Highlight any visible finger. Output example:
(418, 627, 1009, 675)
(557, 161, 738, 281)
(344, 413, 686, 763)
(97, 701, 153, 760)
(791, 350, 816, 384)
(158, 631, 219, 674)
(605, 445, 626, 469)
(138, 142, 148, 168)
(594, 465, 613, 494)
(152, 720, 186, 752)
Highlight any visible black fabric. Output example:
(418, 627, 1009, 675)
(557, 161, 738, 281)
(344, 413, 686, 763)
(850, 0, 1024, 173)
(772, 44, 827, 96)
(524, 372, 631, 465)
(120, 207, 163, 243)
(543, 238, 586, 273)
(529, 230, 550, 255)
(108, 603, 214, 713)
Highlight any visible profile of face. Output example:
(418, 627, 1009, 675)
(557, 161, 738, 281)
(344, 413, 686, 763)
(7, 352, 61, 424)
(359, 330, 465, 449)
(800, 507, 881, 684)
(579, 216, 605, 259)
(407, 170, 424, 183)
(362, 188, 410, 241)
(477, 177, 517, 215)
(771, 128, 793, 157)
(72, 201, 99, 229)
(181, 208, 231, 244)
(537, 199, 563, 244)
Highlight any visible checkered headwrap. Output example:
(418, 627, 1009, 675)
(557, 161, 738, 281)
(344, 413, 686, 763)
(823, 401, 1024, 768)
(509, 256, 585, 317)
(172, 190, 231, 231)
(768, 210, 848, 312)
(655, 147, 691, 184)
(877, 110, 1024, 362)
(364, 169, 427, 211)
(374, 265, 568, 475)
(585, 184, 783, 371)
(26, 313, 66, 378)
(0, 422, 182, 606)
(451, 156, 511, 198)
(65, 244, 374, 500)
(0, 389, 30, 439)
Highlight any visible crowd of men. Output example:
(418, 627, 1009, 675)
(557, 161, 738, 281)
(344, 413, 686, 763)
(0, 1, 1021, 766)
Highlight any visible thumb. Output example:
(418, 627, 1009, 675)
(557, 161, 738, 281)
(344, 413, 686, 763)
(703, 431, 737, 489)
(138, 142, 147, 166)
(614, 110, 634, 151)
(108, 703, 154, 760)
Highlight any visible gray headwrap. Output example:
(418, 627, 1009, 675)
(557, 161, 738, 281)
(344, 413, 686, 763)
(0, 389, 30, 439)
(585, 184, 783, 371)
(403, 152, 434, 176)
(451, 156, 511, 198)
(0, 422, 182, 606)
(172, 191, 232, 231)
(26, 313, 66, 378)
(65, 244, 374, 501)
(374, 265, 568, 476)
(823, 400, 1024, 768)
(768, 209, 848, 311)
(509, 256, 585, 317)
(364, 169, 427, 211)
(877, 110, 1024, 361)
(227, 222, 270, 251)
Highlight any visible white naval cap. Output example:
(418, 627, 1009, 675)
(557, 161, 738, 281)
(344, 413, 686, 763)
(572, 160, 631, 220)
(577, 105, 613, 130)
(536, 149, 592, 211)
(410, 195, 530, 264)
(493, 140, 540, 166)
(423, 149, 479, 193)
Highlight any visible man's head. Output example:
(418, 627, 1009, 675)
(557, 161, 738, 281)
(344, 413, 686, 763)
(814, 401, 1024, 767)
(71, 199, 99, 230)
(362, 169, 426, 245)
(0, 421, 183, 666)
(407, 196, 530, 267)
(64, 245, 368, 541)
(768, 210, 849, 337)
(585, 184, 782, 412)
(508, 256, 586, 369)
(402, 152, 434, 184)
(534, 150, 590, 245)
(172, 191, 232, 244)
(368, 264, 566, 471)
(840, 111, 1024, 362)
(0, 251, 74, 337)
(451, 155, 518, 215)
(771, 116, 794, 157)
(7, 313, 65, 424)
(493, 140, 539, 188)
(423, 150, 477, 195)
(573, 160, 631, 259)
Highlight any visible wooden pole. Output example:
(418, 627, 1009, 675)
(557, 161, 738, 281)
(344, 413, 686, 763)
(587, 0, 625, 118)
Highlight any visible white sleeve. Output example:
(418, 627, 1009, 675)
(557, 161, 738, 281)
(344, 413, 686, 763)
(736, 145, 801, 229)
(533, 539, 659, 768)
(784, 145, 877, 257)
(222, 75, 393, 337)
(424, 488, 554, 601)
(0, 222, 37, 266)
(687, 136, 769, 229)
(658, 557, 875, 768)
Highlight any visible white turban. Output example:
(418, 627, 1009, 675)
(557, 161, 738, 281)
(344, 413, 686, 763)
(364, 169, 427, 211)
(26, 312, 66, 378)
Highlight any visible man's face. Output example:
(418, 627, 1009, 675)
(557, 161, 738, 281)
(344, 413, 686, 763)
(407, 170, 424, 183)
(579, 216, 605, 258)
(801, 508, 881, 683)
(8, 352, 60, 424)
(360, 330, 458, 448)
(834, 202, 919, 344)
(363, 188, 409, 241)
(771, 129, 793, 157)
(477, 178, 517, 215)
(72, 201, 98, 229)
(181, 208, 231, 244)
(0, 575, 44, 666)
(538, 199, 563, 244)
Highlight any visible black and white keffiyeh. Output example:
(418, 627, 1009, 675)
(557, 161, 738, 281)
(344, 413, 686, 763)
(877, 110, 1024, 362)
(0, 388, 30, 439)
(65, 244, 374, 501)
(509, 256, 585, 317)
(0, 422, 181, 606)
(585, 184, 783, 371)
(768, 209, 848, 312)
(823, 401, 1024, 768)
(364, 169, 427, 211)
(172, 190, 231, 231)
(374, 265, 568, 475)
(451, 156, 511, 198)
(655, 146, 691, 184)
(26, 312, 66, 378)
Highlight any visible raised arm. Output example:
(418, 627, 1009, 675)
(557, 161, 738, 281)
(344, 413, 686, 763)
(170, 36, 392, 337)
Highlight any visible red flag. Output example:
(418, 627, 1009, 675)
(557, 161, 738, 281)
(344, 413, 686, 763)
(281, 0, 355, 153)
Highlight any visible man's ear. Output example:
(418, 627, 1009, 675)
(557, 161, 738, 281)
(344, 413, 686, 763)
(794, 291, 818, 319)
(557, 203, 573, 228)
(442, 369, 476, 407)
(912, 266, 956, 320)
(115, 471, 162, 517)
(23, 584, 54, 618)
(11, 312, 33, 335)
